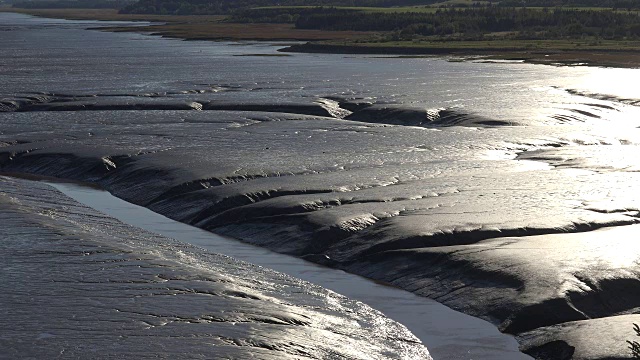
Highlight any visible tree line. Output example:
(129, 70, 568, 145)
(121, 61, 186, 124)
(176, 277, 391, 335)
(118, 0, 439, 15)
(13, 0, 134, 9)
(497, 0, 639, 8)
(232, 6, 640, 40)
(116, 0, 637, 15)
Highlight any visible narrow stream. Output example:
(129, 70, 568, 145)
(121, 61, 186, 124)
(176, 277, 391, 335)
(49, 181, 531, 360)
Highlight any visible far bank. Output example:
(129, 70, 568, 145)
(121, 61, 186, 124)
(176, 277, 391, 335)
(2, 7, 639, 68)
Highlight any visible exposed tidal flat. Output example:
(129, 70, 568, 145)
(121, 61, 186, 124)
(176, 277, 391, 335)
(3, 12, 640, 359)
(47, 179, 527, 359)
(0, 176, 430, 359)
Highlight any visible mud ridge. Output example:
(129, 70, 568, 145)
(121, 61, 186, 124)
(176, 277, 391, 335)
(2, 92, 516, 129)
(560, 87, 640, 106)
(2, 128, 640, 359)
(346, 104, 514, 127)
(350, 219, 639, 258)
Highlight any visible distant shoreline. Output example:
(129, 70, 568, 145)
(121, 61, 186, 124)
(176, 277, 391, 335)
(2, 8, 640, 68)
(281, 42, 640, 68)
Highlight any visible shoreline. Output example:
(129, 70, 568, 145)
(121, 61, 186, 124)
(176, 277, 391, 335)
(281, 42, 640, 68)
(0, 8, 372, 41)
(2, 8, 639, 68)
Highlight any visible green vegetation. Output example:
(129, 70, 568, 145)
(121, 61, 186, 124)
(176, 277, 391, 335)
(119, 0, 440, 15)
(230, 6, 640, 40)
(12, 0, 132, 9)
(428, 0, 493, 7)
(497, 0, 639, 8)
(252, 5, 441, 12)
(115, 0, 640, 15)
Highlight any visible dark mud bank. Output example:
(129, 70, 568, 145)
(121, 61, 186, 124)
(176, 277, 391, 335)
(0, 91, 508, 128)
(2, 107, 640, 359)
(281, 43, 640, 68)
(282, 42, 507, 56)
(0, 176, 431, 359)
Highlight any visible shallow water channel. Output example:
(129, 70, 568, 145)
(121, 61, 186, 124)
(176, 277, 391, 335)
(48, 181, 531, 360)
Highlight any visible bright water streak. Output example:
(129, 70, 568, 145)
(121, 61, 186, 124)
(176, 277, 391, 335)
(49, 181, 532, 360)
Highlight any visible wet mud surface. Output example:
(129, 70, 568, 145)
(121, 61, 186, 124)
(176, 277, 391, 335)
(0, 176, 430, 359)
(3, 12, 640, 359)
(2, 105, 640, 359)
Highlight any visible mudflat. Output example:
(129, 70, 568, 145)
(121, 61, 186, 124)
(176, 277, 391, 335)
(3, 12, 640, 359)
